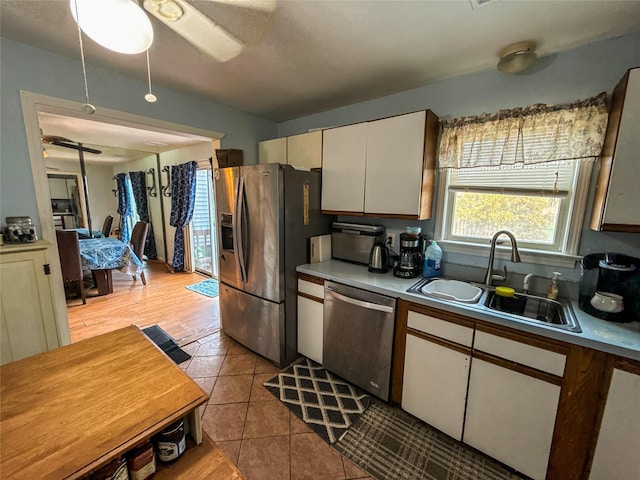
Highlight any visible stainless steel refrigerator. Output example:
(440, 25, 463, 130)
(214, 163, 333, 367)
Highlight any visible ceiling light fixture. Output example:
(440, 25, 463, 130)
(497, 41, 537, 74)
(70, 0, 154, 54)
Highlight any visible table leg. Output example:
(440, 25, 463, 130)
(92, 269, 113, 295)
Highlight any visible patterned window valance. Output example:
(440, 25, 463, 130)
(438, 93, 609, 170)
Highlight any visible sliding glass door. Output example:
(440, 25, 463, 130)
(191, 168, 218, 277)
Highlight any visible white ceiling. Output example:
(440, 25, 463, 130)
(2, 0, 640, 124)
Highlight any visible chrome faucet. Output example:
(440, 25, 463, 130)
(484, 230, 521, 286)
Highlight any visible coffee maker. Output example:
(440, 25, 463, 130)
(579, 253, 640, 323)
(393, 229, 425, 279)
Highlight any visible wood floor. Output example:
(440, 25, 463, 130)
(66, 260, 220, 346)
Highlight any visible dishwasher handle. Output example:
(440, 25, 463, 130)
(326, 288, 395, 314)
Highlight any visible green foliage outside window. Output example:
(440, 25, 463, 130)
(451, 192, 559, 243)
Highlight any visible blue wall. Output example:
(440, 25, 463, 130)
(276, 29, 640, 282)
(0, 38, 277, 233)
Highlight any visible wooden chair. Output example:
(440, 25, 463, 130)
(101, 215, 114, 237)
(130, 221, 149, 285)
(55, 230, 86, 304)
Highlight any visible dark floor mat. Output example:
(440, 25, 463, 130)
(142, 325, 192, 364)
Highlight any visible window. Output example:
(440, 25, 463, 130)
(435, 94, 608, 262)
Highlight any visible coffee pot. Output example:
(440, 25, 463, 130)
(393, 230, 425, 279)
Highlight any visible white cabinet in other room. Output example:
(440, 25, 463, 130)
(1, 242, 60, 364)
(259, 131, 323, 169)
(297, 276, 325, 364)
(591, 67, 640, 232)
(589, 364, 640, 479)
(402, 309, 473, 440)
(463, 329, 566, 480)
(321, 110, 439, 219)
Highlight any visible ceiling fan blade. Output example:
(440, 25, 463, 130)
(143, 0, 243, 62)
(204, 0, 277, 13)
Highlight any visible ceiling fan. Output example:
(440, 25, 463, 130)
(141, 0, 277, 62)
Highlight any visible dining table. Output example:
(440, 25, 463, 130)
(79, 237, 143, 295)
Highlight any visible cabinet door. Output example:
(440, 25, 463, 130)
(364, 111, 426, 215)
(297, 295, 323, 364)
(591, 68, 640, 231)
(258, 138, 287, 164)
(589, 367, 640, 479)
(321, 123, 367, 213)
(464, 359, 560, 480)
(0, 249, 59, 364)
(402, 333, 470, 440)
(48, 177, 69, 199)
(287, 131, 322, 169)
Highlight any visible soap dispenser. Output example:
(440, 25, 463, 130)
(547, 272, 561, 300)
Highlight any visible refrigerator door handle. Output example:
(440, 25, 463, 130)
(235, 175, 248, 283)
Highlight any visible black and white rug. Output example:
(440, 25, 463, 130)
(263, 358, 371, 444)
(334, 400, 525, 480)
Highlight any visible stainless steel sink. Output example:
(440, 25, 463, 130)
(408, 278, 581, 333)
(484, 291, 581, 332)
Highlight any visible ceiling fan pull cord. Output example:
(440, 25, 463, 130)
(145, 49, 157, 103)
(72, 0, 94, 113)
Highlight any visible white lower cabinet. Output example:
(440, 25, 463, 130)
(402, 333, 470, 440)
(589, 366, 640, 479)
(463, 358, 561, 480)
(1, 242, 60, 364)
(297, 277, 324, 364)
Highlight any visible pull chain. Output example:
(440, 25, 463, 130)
(72, 0, 95, 113)
(145, 49, 157, 103)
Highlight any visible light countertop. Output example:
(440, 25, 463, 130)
(297, 260, 640, 361)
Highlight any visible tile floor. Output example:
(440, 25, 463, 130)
(180, 330, 374, 480)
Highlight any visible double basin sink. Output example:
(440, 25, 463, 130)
(408, 278, 581, 333)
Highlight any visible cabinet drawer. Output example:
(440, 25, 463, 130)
(474, 330, 566, 377)
(407, 310, 473, 347)
(297, 279, 324, 300)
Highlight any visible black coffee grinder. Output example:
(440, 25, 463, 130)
(393, 232, 425, 279)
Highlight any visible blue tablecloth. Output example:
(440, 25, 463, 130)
(79, 237, 142, 274)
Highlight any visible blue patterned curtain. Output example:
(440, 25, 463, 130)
(116, 173, 133, 244)
(129, 171, 158, 260)
(169, 161, 198, 271)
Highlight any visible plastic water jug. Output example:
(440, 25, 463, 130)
(423, 240, 442, 278)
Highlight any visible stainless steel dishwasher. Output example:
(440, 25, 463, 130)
(323, 281, 396, 401)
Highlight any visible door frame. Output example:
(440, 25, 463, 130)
(21, 90, 225, 345)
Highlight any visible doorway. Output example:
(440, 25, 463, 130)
(21, 91, 225, 345)
(192, 163, 218, 278)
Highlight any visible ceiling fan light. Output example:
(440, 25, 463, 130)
(70, 0, 154, 54)
(151, 0, 184, 22)
(497, 41, 537, 74)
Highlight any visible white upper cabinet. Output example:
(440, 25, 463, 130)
(321, 110, 439, 219)
(365, 111, 427, 215)
(258, 137, 287, 165)
(287, 131, 322, 169)
(321, 122, 368, 213)
(258, 131, 322, 169)
(591, 67, 640, 232)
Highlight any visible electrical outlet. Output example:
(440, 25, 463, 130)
(386, 233, 396, 249)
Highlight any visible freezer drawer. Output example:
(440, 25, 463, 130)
(322, 281, 396, 401)
(220, 283, 285, 365)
